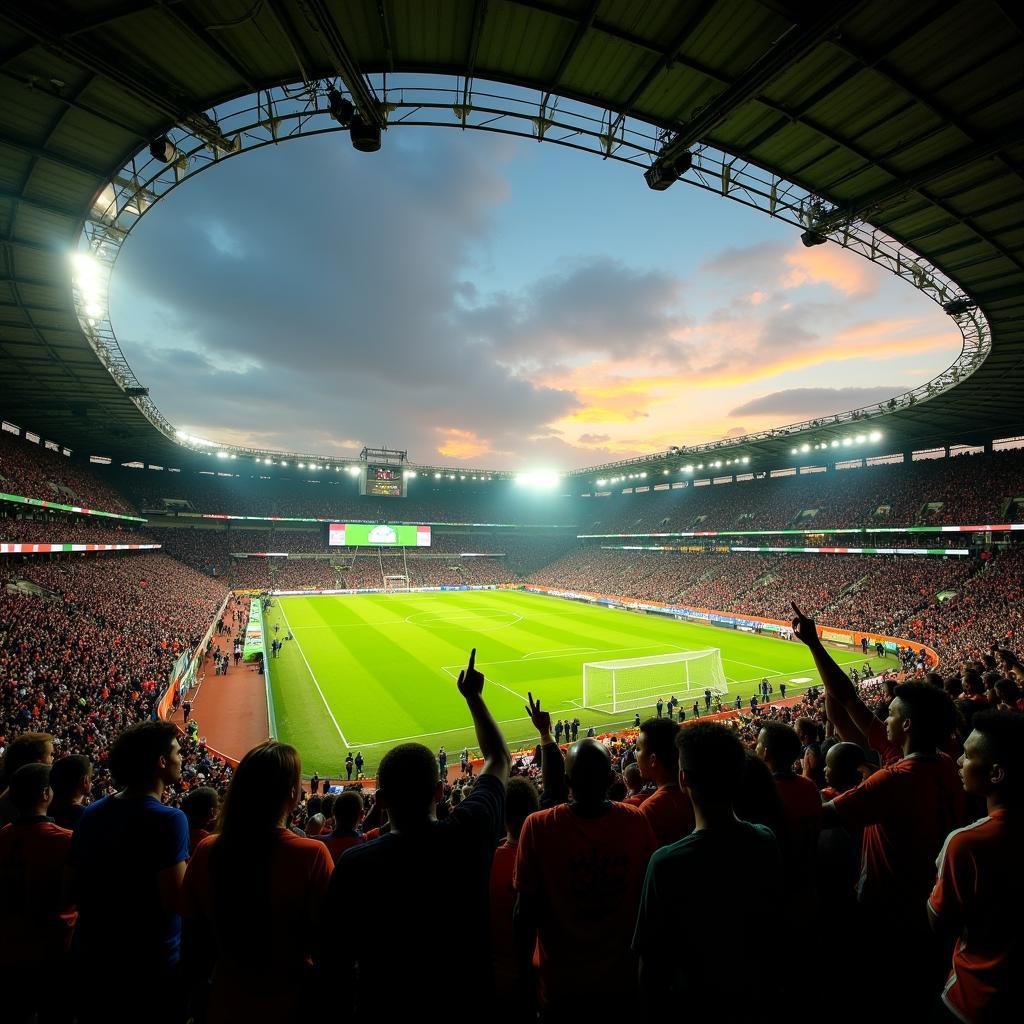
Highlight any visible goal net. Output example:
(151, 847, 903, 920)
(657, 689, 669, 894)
(582, 649, 728, 715)
(384, 575, 411, 593)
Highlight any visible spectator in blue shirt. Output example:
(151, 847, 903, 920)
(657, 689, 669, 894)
(69, 720, 189, 1024)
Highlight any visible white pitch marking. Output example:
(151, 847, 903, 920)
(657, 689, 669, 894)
(278, 602, 351, 749)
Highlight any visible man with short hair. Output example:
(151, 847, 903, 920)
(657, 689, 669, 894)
(324, 650, 509, 1016)
(794, 606, 964, 1011)
(0, 763, 76, 1022)
(623, 763, 648, 806)
(320, 790, 365, 861)
(345, 752, 354, 780)
(44, 753, 92, 832)
(756, 722, 822, 890)
(0, 732, 54, 829)
(636, 718, 694, 847)
(353, 752, 363, 777)
(634, 723, 782, 1017)
(656, 698, 664, 719)
(928, 710, 1023, 1023)
(69, 720, 189, 1024)
(180, 786, 219, 856)
(515, 737, 657, 1011)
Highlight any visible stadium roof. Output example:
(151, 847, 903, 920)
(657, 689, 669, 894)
(1, 0, 1021, 477)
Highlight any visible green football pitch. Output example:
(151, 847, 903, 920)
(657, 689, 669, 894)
(263, 590, 886, 776)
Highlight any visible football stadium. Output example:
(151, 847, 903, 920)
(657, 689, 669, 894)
(0, 3, 1022, 1022)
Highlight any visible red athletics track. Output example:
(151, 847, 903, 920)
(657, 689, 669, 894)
(169, 595, 269, 764)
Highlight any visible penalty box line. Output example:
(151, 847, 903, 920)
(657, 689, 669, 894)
(278, 601, 352, 750)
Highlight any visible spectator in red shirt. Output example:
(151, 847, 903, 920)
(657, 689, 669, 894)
(0, 763, 76, 1024)
(180, 786, 219, 856)
(490, 776, 540, 1019)
(181, 741, 333, 1024)
(756, 722, 822, 893)
(635, 717, 695, 846)
(929, 710, 1023, 1023)
(514, 737, 657, 1012)
(820, 680, 965, 1013)
(319, 790, 365, 861)
(623, 763, 648, 806)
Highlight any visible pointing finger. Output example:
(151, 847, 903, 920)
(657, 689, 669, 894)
(468, 648, 476, 672)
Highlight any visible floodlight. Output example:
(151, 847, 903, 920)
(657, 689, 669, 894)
(942, 298, 976, 316)
(597, 479, 606, 486)
(663, 469, 669, 475)
(714, 460, 722, 468)
(347, 466, 360, 476)
(298, 462, 305, 469)
(685, 465, 693, 472)
(280, 461, 287, 467)
(855, 434, 866, 443)
(742, 456, 750, 464)
(263, 458, 271, 464)
(216, 451, 229, 459)
(327, 88, 354, 128)
(869, 430, 881, 441)
(842, 438, 852, 446)
(350, 114, 381, 152)
(831, 440, 840, 448)
(800, 229, 827, 247)
(800, 443, 810, 452)
(697, 463, 704, 470)
(124, 387, 148, 397)
(434, 472, 441, 478)
(644, 151, 692, 191)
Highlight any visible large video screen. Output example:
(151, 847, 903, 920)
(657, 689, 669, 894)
(329, 523, 431, 547)
(361, 464, 405, 497)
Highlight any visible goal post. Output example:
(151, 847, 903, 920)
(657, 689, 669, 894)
(582, 649, 728, 715)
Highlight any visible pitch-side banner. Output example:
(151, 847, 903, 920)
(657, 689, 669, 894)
(0, 542, 161, 554)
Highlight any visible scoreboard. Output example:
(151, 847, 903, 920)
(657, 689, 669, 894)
(361, 464, 405, 498)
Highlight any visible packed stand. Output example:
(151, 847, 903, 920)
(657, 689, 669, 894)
(0, 517, 154, 546)
(0, 553, 231, 814)
(0, 431, 136, 514)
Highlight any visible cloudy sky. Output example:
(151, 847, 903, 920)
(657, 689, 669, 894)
(109, 127, 960, 470)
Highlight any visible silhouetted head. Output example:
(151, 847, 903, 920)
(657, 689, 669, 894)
(565, 738, 612, 807)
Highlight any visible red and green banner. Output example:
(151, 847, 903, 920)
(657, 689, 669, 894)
(581, 524, 1023, 539)
(0, 542, 161, 554)
(0, 491, 146, 522)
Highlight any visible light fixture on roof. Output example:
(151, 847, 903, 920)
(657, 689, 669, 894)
(434, 472, 441, 478)
(350, 113, 381, 153)
(800, 443, 810, 453)
(280, 461, 287, 467)
(869, 430, 882, 441)
(644, 150, 693, 191)
(800, 228, 827, 247)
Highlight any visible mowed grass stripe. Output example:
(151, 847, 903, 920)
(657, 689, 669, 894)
(264, 591, 883, 775)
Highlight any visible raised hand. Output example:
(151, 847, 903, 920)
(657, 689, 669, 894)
(457, 648, 484, 700)
(524, 691, 552, 739)
(791, 602, 819, 646)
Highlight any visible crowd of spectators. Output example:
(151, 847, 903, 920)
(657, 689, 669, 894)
(2, 611, 1019, 1023)
(0, 553, 231, 809)
(582, 448, 1024, 533)
(0, 517, 154, 546)
(0, 432, 135, 514)
(528, 546, 1020, 671)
